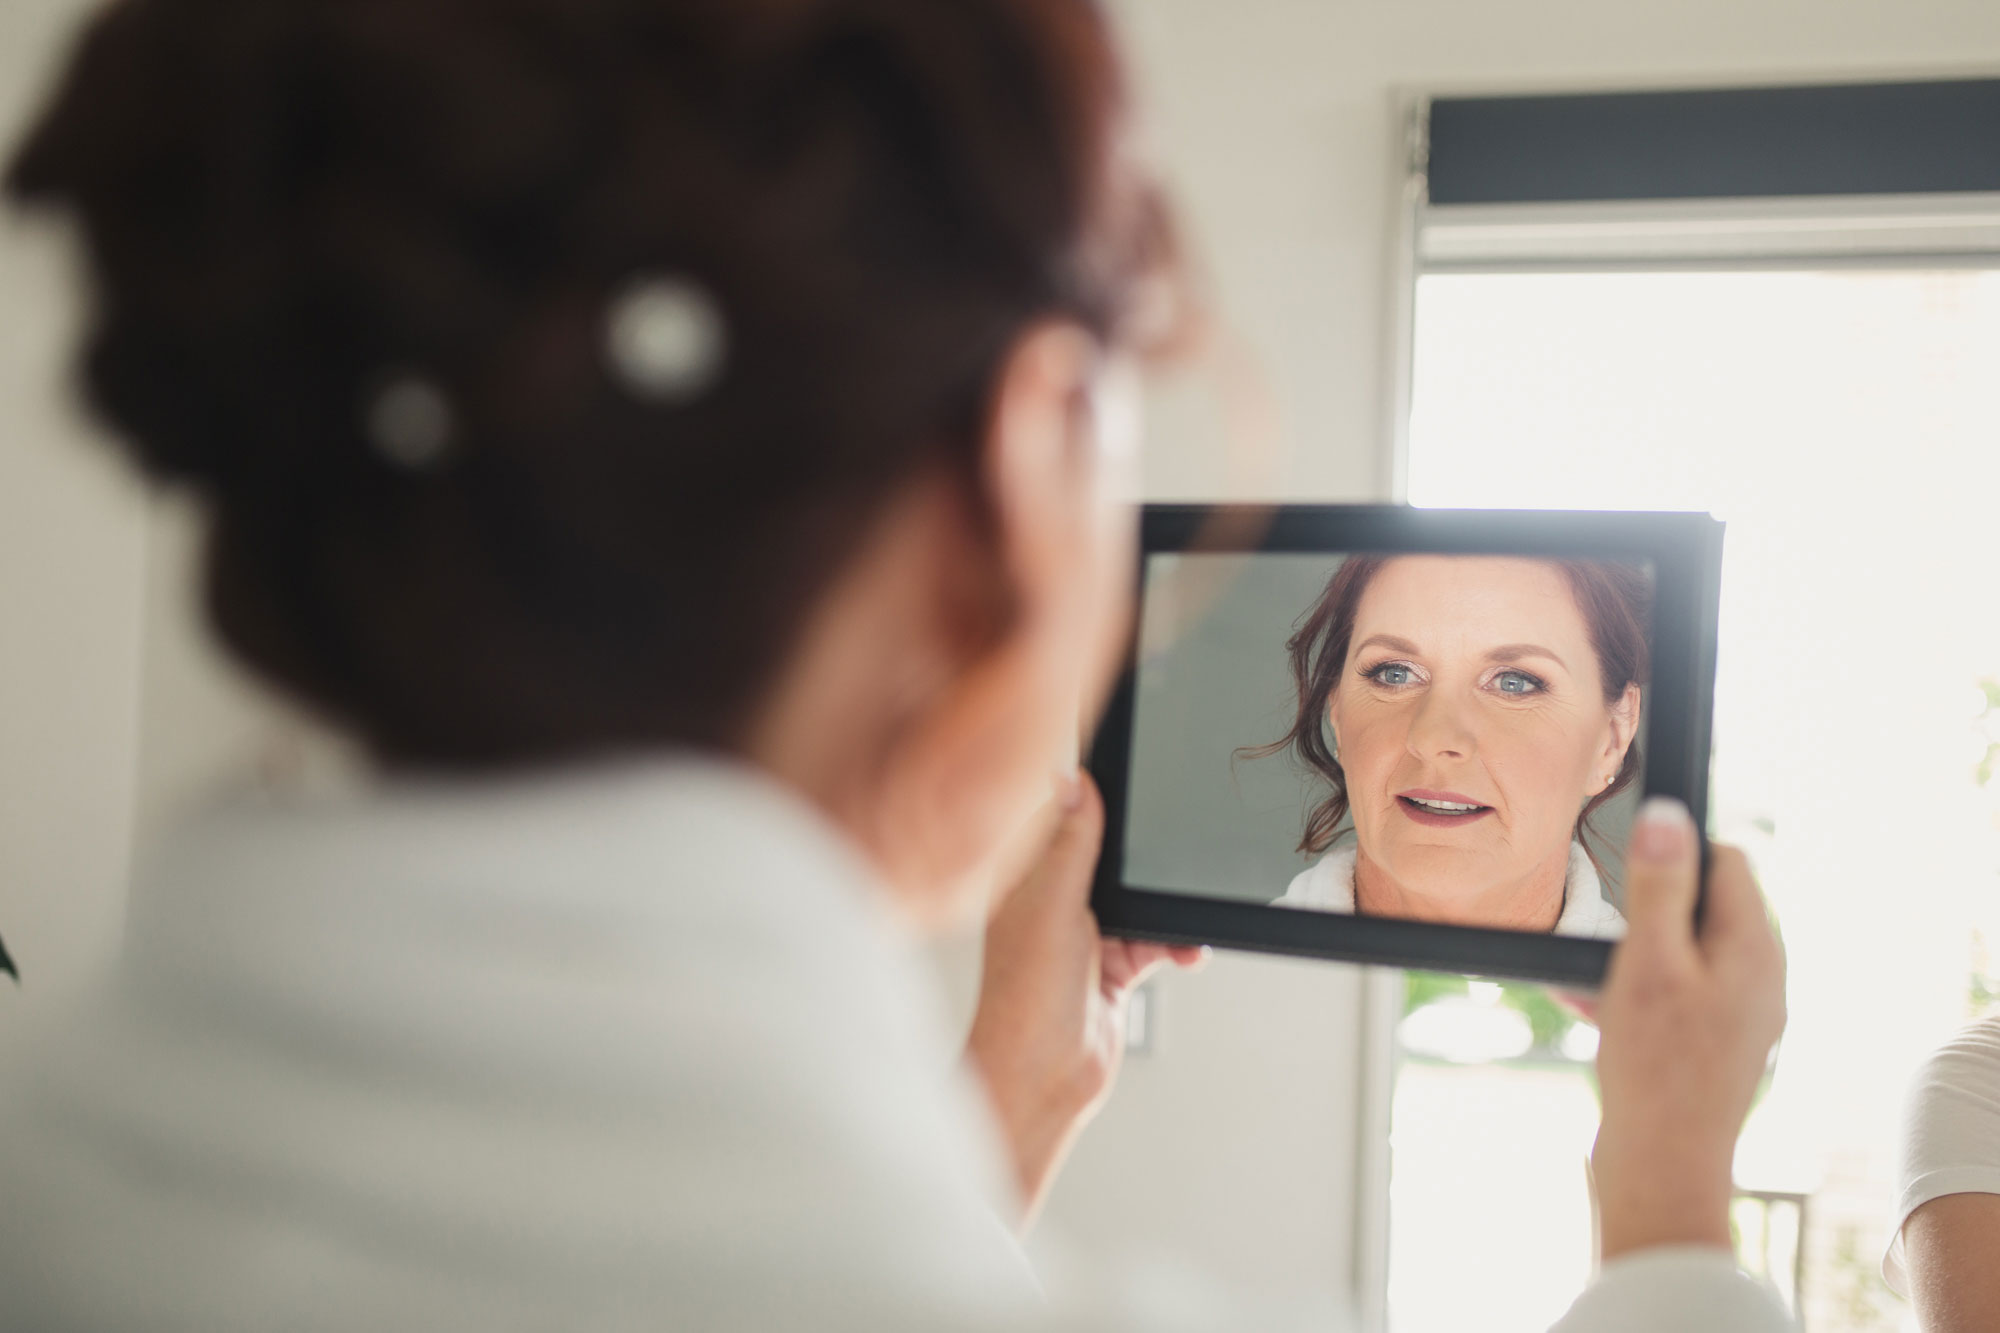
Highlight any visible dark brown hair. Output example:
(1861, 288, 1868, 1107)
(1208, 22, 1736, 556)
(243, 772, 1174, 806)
(1254, 555, 1651, 864)
(8, 0, 1182, 765)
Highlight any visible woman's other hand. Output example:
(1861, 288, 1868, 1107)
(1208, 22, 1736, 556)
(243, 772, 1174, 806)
(964, 770, 1206, 1231)
(1589, 798, 1787, 1262)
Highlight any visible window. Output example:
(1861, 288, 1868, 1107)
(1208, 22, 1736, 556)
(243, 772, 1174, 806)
(1379, 81, 2000, 1333)
(1393, 263, 2000, 1332)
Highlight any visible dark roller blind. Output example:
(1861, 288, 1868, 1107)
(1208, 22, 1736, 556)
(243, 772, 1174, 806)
(1428, 80, 2000, 206)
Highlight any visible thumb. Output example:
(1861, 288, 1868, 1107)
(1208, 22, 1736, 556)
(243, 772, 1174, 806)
(1618, 797, 1701, 962)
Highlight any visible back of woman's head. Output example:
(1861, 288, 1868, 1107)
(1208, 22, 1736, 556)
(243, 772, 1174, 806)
(10, 0, 1177, 765)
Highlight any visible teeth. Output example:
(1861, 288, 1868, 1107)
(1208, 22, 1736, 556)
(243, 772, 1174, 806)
(1408, 797, 1482, 813)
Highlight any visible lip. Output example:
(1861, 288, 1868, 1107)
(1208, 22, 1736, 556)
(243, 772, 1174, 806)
(1395, 788, 1496, 829)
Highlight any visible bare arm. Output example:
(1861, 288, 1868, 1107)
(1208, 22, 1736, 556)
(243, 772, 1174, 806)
(1903, 1193, 2000, 1333)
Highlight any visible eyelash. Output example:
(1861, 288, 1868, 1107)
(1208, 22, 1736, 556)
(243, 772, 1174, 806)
(1489, 668, 1549, 697)
(1356, 661, 1550, 697)
(1358, 660, 1424, 688)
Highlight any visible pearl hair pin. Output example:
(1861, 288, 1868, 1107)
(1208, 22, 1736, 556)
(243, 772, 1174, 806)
(367, 375, 455, 471)
(604, 273, 727, 405)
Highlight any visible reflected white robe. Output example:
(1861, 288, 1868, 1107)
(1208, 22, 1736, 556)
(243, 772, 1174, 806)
(1278, 840, 1627, 938)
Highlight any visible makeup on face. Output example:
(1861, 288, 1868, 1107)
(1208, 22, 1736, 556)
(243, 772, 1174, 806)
(1395, 789, 1497, 827)
(1330, 557, 1625, 909)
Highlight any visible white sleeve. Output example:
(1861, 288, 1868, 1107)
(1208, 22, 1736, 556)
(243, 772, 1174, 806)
(1547, 1248, 1796, 1332)
(1883, 1015, 2000, 1295)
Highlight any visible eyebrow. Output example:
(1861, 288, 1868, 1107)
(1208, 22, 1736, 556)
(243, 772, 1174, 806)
(1350, 634, 1570, 672)
(1485, 643, 1569, 671)
(1351, 633, 1422, 658)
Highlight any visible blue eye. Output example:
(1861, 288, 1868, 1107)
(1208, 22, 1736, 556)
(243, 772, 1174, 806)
(1368, 662, 1418, 687)
(1494, 670, 1544, 696)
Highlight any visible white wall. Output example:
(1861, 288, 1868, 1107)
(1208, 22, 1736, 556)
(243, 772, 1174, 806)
(10, 0, 2000, 1322)
(0, 0, 337, 1048)
(0, 0, 145, 1042)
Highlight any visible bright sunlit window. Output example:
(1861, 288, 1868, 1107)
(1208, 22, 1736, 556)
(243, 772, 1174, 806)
(1390, 267, 2000, 1333)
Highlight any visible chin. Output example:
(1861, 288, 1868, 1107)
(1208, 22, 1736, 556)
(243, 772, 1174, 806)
(1375, 841, 1500, 891)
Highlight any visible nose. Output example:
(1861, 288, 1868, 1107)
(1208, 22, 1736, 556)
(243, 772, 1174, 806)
(1405, 686, 1478, 763)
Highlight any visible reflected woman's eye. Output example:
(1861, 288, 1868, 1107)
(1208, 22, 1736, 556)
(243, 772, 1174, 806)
(1363, 661, 1421, 688)
(1492, 669, 1547, 696)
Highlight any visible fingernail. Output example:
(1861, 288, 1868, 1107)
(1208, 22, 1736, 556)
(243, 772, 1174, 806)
(1631, 797, 1694, 863)
(1053, 767, 1084, 813)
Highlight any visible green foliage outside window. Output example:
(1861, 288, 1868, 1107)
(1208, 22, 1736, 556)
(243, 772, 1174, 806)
(1401, 970, 1582, 1056)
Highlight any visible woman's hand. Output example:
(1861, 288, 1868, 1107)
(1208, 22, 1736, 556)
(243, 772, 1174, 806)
(964, 770, 1206, 1231)
(1587, 798, 1787, 1262)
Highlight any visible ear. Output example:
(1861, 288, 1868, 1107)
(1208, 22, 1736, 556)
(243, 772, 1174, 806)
(1600, 683, 1642, 780)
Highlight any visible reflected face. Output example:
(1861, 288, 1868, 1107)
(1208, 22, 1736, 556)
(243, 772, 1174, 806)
(1329, 557, 1639, 921)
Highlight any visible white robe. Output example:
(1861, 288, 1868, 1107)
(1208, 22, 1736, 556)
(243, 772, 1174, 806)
(1278, 840, 1628, 938)
(0, 757, 1782, 1330)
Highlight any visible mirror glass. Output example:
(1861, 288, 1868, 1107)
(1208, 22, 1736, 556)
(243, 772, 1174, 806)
(1121, 551, 1653, 938)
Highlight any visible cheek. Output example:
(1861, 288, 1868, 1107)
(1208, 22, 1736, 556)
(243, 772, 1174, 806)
(983, 506, 1129, 841)
(1094, 360, 1145, 507)
(1081, 501, 1138, 724)
(1332, 698, 1406, 784)
(1486, 713, 1606, 813)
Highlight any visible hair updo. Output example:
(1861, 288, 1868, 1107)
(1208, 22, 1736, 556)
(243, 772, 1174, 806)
(9, 0, 1181, 765)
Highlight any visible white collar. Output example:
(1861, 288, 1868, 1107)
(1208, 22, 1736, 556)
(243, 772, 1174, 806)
(1278, 839, 1626, 938)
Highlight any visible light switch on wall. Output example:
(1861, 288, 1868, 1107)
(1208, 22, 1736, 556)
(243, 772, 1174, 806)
(1123, 978, 1158, 1055)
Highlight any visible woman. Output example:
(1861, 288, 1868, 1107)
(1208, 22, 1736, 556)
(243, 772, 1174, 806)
(0, 0, 1789, 1328)
(1266, 555, 1645, 937)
